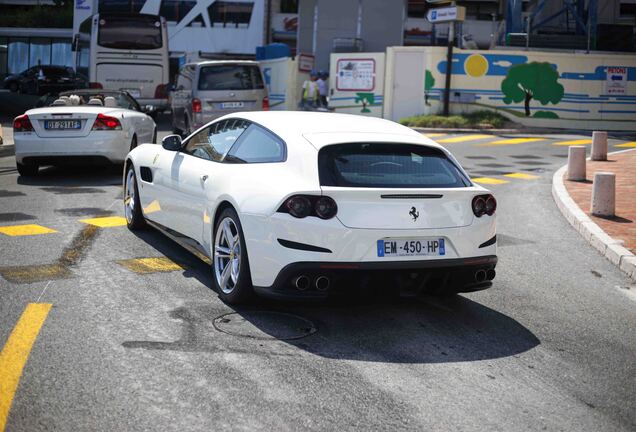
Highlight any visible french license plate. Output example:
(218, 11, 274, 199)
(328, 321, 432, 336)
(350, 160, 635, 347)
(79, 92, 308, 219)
(44, 120, 81, 130)
(377, 238, 445, 257)
(221, 101, 244, 109)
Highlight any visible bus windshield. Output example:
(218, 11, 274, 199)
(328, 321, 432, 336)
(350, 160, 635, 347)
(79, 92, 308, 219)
(97, 15, 162, 50)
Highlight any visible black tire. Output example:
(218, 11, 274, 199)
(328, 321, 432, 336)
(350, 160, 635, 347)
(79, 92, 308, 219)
(8, 82, 18, 93)
(124, 164, 146, 230)
(16, 162, 39, 177)
(212, 207, 254, 304)
(129, 135, 138, 151)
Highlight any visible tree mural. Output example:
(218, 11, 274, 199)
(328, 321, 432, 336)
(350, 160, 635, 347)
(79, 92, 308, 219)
(424, 70, 435, 105)
(501, 62, 564, 117)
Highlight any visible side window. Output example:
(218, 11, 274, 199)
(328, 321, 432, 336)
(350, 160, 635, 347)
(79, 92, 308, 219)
(183, 119, 249, 161)
(227, 124, 285, 163)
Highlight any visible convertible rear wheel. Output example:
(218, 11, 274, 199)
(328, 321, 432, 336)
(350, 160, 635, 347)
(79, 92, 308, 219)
(16, 162, 39, 177)
(213, 208, 253, 304)
(124, 164, 146, 230)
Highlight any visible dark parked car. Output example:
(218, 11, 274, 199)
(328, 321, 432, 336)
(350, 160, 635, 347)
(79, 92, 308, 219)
(3, 66, 87, 95)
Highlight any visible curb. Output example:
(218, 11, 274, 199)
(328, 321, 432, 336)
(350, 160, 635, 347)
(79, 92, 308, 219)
(0, 144, 15, 158)
(412, 127, 636, 138)
(552, 151, 636, 281)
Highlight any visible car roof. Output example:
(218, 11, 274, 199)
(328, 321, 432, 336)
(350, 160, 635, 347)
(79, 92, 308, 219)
(230, 111, 440, 149)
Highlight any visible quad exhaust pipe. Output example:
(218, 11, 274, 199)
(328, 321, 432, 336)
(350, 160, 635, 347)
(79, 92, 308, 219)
(293, 275, 310, 291)
(474, 269, 496, 283)
(315, 276, 330, 291)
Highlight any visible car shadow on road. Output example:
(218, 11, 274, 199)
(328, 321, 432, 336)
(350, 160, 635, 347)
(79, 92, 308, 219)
(16, 164, 123, 188)
(122, 228, 540, 364)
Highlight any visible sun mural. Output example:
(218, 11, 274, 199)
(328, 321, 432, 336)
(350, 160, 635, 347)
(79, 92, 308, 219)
(464, 54, 489, 78)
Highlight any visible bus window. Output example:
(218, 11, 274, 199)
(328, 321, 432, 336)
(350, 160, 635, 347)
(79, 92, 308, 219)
(97, 15, 162, 50)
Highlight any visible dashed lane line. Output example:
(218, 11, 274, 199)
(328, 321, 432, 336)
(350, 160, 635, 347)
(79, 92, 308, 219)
(117, 257, 184, 274)
(79, 216, 127, 228)
(471, 177, 509, 185)
(503, 172, 541, 180)
(436, 134, 492, 143)
(423, 133, 446, 137)
(0, 224, 57, 237)
(552, 139, 592, 146)
(615, 141, 636, 148)
(478, 137, 545, 146)
(0, 303, 52, 431)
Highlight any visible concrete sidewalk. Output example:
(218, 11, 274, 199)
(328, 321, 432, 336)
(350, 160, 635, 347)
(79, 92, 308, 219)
(553, 149, 636, 281)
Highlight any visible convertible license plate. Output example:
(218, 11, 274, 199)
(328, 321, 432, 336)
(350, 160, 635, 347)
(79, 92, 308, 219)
(221, 101, 244, 109)
(377, 238, 445, 257)
(44, 120, 81, 130)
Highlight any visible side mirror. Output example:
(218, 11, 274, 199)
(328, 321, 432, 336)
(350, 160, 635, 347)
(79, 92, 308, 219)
(162, 134, 182, 151)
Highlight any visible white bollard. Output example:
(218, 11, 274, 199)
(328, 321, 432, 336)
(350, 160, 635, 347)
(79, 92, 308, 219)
(591, 131, 608, 161)
(567, 146, 586, 181)
(590, 172, 615, 217)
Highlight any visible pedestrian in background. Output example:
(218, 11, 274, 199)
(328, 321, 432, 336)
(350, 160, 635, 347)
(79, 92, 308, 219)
(317, 70, 329, 108)
(300, 70, 320, 110)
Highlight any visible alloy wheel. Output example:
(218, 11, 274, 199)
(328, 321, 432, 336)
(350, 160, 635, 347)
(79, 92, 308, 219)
(124, 168, 136, 223)
(214, 217, 241, 294)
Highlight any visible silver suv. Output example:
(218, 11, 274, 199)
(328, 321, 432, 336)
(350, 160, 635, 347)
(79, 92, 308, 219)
(171, 60, 269, 136)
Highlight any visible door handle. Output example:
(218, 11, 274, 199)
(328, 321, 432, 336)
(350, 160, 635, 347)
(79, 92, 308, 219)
(200, 174, 209, 182)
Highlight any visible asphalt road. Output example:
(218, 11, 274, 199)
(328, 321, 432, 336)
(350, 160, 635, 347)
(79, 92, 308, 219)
(0, 120, 635, 431)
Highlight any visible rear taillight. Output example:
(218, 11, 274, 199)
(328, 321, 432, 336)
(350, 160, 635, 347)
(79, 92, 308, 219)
(89, 82, 103, 89)
(192, 98, 202, 113)
(279, 195, 338, 219)
(154, 84, 168, 99)
(314, 196, 338, 219)
(92, 113, 122, 130)
(472, 194, 496, 217)
(262, 96, 270, 111)
(13, 114, 33, 132)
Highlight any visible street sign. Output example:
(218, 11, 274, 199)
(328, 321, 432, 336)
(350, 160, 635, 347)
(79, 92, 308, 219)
(427, 6, 466, 23)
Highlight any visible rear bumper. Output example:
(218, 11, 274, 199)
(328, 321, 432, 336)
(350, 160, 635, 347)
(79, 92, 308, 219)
(14, 131, 130, 164)
(253, 255, 498, 300)
(137, 98, 169, 111)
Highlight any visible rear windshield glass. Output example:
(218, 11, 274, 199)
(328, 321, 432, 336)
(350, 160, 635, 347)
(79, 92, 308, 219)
(198, 65, 264, 91)
(318, 143, 470, 188)
(98, 15, 163, 50)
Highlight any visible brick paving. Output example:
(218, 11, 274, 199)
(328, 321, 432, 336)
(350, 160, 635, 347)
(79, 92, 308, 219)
(564, 150, 636, 253)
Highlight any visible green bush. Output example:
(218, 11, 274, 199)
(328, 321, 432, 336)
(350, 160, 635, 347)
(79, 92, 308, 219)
(533, 110, 559, 119)
(400, 110, 509, 129)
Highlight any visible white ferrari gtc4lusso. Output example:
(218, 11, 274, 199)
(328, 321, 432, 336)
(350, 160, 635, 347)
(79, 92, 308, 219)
(13, 89, 156, 176)
(124, 112, 497, 304)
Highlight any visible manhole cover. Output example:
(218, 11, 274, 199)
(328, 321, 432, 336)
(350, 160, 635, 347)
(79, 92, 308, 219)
(213, 311, 317, 340)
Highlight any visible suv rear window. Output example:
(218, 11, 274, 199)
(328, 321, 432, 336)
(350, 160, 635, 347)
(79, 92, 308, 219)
(318, 143, 470, 188)
(198, 65, 264, 91)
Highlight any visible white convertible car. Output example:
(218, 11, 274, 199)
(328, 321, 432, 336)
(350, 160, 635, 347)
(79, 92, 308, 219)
(13, 89, 156, 176)
(124, 112, 497, 304)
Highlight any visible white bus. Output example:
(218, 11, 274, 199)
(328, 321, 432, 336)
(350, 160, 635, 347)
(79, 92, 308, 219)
(76, 13, 170, 111)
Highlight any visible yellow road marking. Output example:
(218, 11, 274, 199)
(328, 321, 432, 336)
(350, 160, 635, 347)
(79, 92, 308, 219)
(0, 264, 71, 284)
(471, 177, 509, 185)
(437, 134, 492, 143)
(552, 139, 592, 146)
(0, 224, 57, 237)
(479, 137, 544, 146)
(117, 257, 183, 274)
(79, 216, 127, 228)
(615, 141, 636, 148)
(143, 200, 161, 214)
(423, 133, 446, 137)
(504, 172, 540, 180)
(0, 303, 52, 431)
